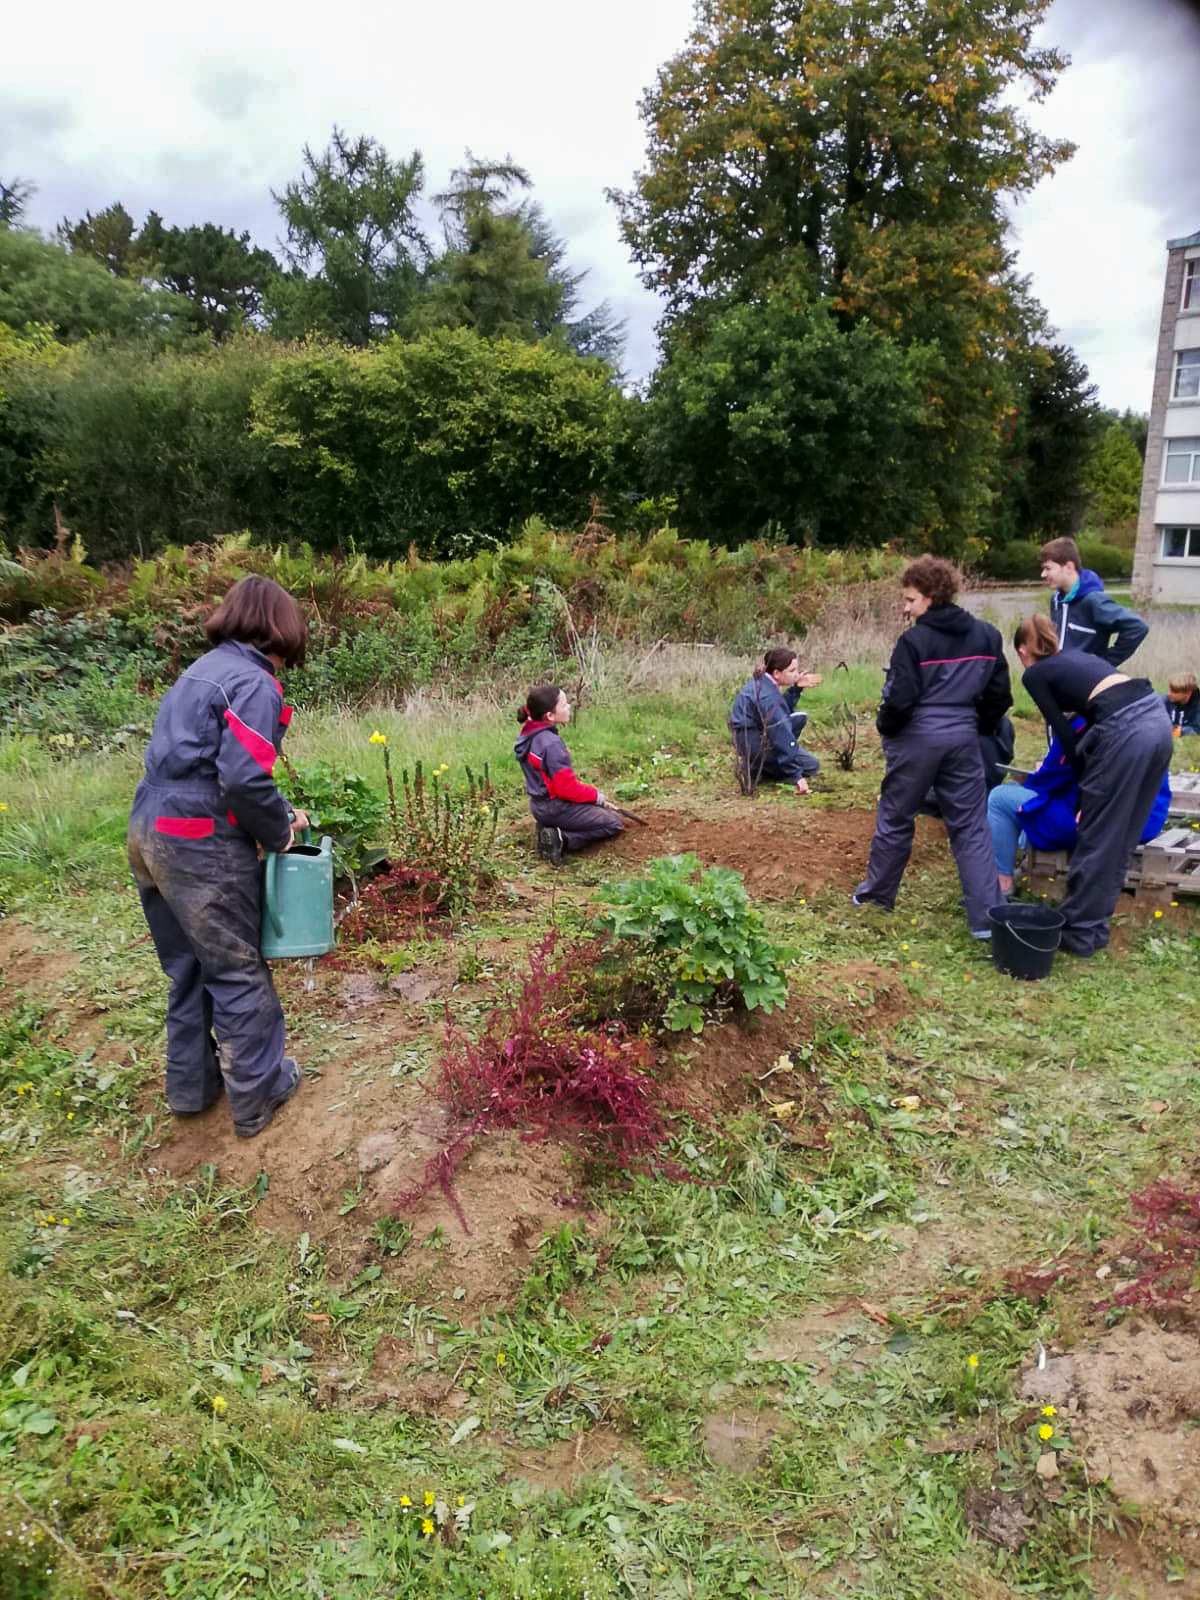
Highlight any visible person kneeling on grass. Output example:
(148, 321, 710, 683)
(1015, 613, 1174, 956)
(514, 684, 623, 865)
(728, 647, 822, 795)
(988, 723, 1171, 896)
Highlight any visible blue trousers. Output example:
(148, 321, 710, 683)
(987, 783, 1037, 875)
(529, 797, 624, 851)
(128, 781, 293, 1122)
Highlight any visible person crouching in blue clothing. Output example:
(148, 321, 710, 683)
(988, 723, 1171, 896)
(729, 647, 822, 796)
(1165, 672, 1200, 736)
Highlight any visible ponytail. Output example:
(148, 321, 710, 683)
(518, 683, 562, 724)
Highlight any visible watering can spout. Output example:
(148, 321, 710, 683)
(261, 832, 335, 959)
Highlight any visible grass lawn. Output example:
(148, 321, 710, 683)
(2, 677, 1200, 1600)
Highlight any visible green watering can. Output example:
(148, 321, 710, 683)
(261, 831, 335, 959)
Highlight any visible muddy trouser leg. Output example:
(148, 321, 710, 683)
(130, 820, 291, 1126)
(931, 740, 1001, 931)
(1059, 701, 1175, 955)
(531, 797, 624, 851)
(856, 735, 941, 910)
(137, 882, 222, 1113)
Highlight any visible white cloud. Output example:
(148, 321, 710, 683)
(5, 0, 1197, 407)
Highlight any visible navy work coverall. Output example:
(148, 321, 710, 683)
(1023, 654, 1173, 956)
(728, 674, 820, 785)
(856, 605, 1012, 932)
(513, 720, 623, 851)
(128, 640, 297, 1123)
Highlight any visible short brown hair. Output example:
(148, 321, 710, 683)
(1039, 537, 1080, 571)
(901, 556, 959, 609)
(205, 576, 307, 667)
(1169, 671, 1198, 695)
(762, 646, 798, 676)
(1013, 613, 1059, 660)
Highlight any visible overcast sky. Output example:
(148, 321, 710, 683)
(4, 0, 1199, 411)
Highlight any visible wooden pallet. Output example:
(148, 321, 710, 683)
(1126, 826, 1200, 902)
(1023, 824, 1200, 904)
(1169, 771, 1200, 818)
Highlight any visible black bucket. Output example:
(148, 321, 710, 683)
(987, 903, 1066, 981)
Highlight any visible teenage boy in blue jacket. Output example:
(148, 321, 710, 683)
(1039, 537, 1147, 666)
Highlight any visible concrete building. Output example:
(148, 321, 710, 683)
(1133, 227, 1200, 602)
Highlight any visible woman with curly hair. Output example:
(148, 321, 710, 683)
(854, 557, 1011, 937)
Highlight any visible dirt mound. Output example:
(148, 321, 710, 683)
(1021, 1320, 1200, 1520)
(606, 804, 944, 900)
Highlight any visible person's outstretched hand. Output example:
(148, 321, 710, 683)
(797, 672, 823, 689)
(795, 779, 810, 796)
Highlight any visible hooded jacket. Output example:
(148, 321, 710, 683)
(513, 721, 600, 805)
(1050, 569, 1148, 666)
(728, 673, 810, 784)
(876, 604, 1011, 739)
(134, 640, 294, 852)
(1017, 724, 1171, 851)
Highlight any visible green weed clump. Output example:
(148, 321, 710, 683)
(278, 757, 387, 874)
(595, 853, 789, 1032)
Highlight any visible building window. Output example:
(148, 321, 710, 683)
(1185, 259, 1199, 312)
(1175, 349, 1200, 398)
(1161, 526, 1200, 559)
(1164, 436, 1200, 483)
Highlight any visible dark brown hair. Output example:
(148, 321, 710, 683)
(1013, 613, 1059, 660)
(517, 684, 562, 724)
(762, 646, 798, 677)
(901, 556, 959, 609)
(205, 576, 307, 667)
(1039, 537, 1081, 571)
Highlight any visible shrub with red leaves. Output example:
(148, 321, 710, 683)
(395, 933, 677, 1230)
(339, 861, 445, 945)
(1099, 1181, 1200, 1312)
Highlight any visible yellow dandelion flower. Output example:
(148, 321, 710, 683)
(496, 1351, 507, 1367)
(0, 801, 7, 811)
(1041, 1405, 1057, 1417)
(457, 1494, 465, 1507)
(1154, 910, 1163, 919)
(1038, 1422, 1054, 1440)
(901, 942, 909, 950)
(424, 1491, 435, 1508)
(967, 1353, 979, 1369)
(211, 1395, 228, 1416)
(421, 1518, 434, 1536)
(369, 730, 387, 746)
(399, 1495, 412, 1508)
(909, 961, 920, 970)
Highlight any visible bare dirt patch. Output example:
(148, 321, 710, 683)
(0, 915, 81, 999)
(1020, 1319, 1200, 1521)
(606, 805, 945, 901)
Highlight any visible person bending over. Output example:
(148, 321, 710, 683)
(854, 557, 1011, 938)
(729, 647, 822, 795)
(514, 684, 623, 865)
(988, 723, 1171, 896)
(1015, 613, 1173, 956)
(127, 575, 309, 1139)
(1039, 536, 1147, 666)
(1164, 672, 1200, 736)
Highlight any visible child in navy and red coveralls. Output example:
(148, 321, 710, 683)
(127, 577, 309, 1138)
(514, 684, 623, 864)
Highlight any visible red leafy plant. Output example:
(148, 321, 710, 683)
(395, 933, 678, 1231)
(338, 862, 445, 946)
(1098, 1181, 1200, 1313)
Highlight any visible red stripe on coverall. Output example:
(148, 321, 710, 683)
(223, 709, 277, 773)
